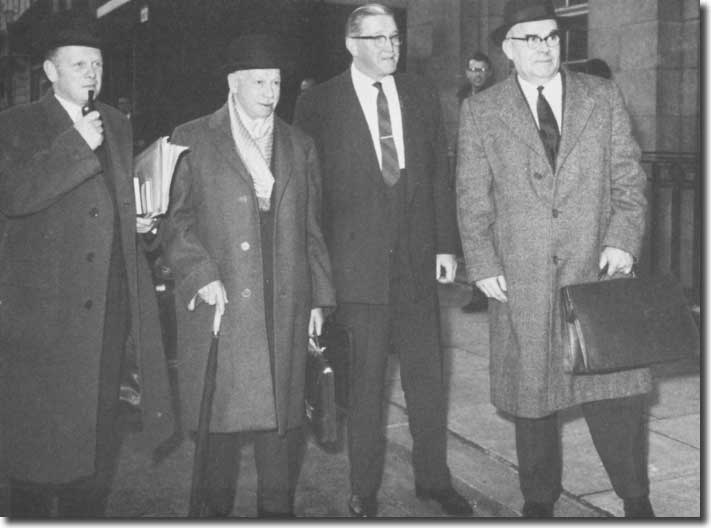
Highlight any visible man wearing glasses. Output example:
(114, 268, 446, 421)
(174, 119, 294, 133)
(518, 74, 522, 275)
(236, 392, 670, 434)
(456, 0, 652, 518)
(457, 51, 494, 102)
(294, 3, 470, 518)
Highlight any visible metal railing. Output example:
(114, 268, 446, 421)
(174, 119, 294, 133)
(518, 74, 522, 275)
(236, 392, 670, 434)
(639, 151, 700, 305)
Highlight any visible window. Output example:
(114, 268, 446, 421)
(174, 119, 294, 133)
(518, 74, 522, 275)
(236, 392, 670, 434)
(554, 1, 588, 69)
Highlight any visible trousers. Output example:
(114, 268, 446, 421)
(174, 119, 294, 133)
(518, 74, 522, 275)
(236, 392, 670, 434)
(515, 394, 649, 504)
(338, 279, 451, 497)
(204, 428, 303, 516)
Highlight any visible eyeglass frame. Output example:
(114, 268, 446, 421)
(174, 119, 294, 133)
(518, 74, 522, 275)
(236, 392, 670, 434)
(348, 34, 403, 48)
(467, 66, 490, 73)
(505, 30, 561, 49)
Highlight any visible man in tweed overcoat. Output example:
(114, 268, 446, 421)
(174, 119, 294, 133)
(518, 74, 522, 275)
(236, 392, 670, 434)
(456, 0, 653, 518)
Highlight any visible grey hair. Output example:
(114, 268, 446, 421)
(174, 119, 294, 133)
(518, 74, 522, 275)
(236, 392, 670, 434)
(345, 3, 395, 38)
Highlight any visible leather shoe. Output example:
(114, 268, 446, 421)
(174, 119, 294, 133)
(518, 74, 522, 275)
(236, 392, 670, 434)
(348, 494, 377, 517)
(624, 496, 654, 518)
(522, 501, 554, 518)
(415, 484, 473, 516)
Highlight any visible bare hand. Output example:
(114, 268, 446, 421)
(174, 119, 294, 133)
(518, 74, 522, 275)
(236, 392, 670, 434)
(308, 307, 325, 337)
(136, 215, 158, 234)
(436, 254, 458, 284)
(188, 281, 228, 321)
(475, 275, 508, 303)
(74, 111, 104, 150)
(599, 247, 634, 277)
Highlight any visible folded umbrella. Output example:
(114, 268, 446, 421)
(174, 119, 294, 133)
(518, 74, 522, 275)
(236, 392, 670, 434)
(188, 307, 222, 517)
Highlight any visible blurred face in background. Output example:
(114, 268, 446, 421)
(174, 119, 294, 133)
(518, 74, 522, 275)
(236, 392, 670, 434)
(43, 45, 103, 105)
(228, 68, 281, 119)
(466, 59, 492, 90)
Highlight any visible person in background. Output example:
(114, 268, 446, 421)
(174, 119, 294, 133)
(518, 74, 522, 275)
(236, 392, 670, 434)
(294, 3, 472, 518)
(456, 51, 494, 313)
(457, 51, 494, 102)
(456, 0, 653, 518)
(299, 76, 317, 94)
(584, 57, 612, 79)
(0, 10, 159, 517)
(162, 33, 335, 518)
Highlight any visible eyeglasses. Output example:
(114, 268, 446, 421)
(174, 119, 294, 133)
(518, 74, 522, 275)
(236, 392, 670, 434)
(506, 30, 561, 49)
(467, 67, 489, 73)
(349, 34, 402, 48)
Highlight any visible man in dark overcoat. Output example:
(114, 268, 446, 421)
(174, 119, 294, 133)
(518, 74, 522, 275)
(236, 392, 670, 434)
(456, 0, 653, 518)
(162, 34, 335, 517)
(293, 3, 471, 518)
(0, 11, 161, 517)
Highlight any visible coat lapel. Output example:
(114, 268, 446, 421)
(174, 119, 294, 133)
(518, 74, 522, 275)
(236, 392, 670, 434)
(40, 89, 74, 140)
(340, 72, 384, 187)
(495, 76, 548, 165)
(556, 69, 596, 174)
(209, 103, 253, 188)
(394, 77, 416, 204)
(272, 118, 294, 213)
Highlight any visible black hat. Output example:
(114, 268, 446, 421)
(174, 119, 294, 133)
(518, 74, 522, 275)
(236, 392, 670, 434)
(490, 0, 564, 47)
(40, 10, 102, 56)
(222, 34, 291, 74)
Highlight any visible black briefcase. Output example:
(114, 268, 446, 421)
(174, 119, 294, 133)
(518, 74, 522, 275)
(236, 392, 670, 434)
(561, 274, 700, 375)
(305, 321, 351, 449)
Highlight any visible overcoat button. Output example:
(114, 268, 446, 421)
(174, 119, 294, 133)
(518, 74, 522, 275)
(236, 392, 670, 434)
(86, 252, 95, 262)
(552, 256, 559, 265)
(552, 208, 560, 218)
(89, 207, 99, 217)
(533, 172, 544, 180)
(240, 241, 250, 251)
(241, 288, 252, 298)
(84, 300, 93, 309)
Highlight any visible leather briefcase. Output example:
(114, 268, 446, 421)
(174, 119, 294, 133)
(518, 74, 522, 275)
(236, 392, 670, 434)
(561, 274, 700, 375)
(305, 321, 351, 448)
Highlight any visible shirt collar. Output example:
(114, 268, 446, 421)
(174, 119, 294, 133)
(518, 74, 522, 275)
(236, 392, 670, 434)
(517, 71, 562, 101)
(350, 62, 395, 93)
(54, 92, 84, 123)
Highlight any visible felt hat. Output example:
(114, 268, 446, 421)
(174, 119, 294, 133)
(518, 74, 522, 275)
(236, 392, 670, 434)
(40, 9, 101, 55)
(222, 33, 291, 74)
(490, 0, 565, 47)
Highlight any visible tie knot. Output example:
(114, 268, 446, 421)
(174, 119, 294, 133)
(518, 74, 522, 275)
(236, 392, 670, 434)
(373, 81, 383, 92)
(537, 85, 544, 95)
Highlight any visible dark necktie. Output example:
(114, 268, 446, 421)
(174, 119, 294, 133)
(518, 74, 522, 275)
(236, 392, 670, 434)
(537, 85, 560, 170)
(373, 81, 400, 186)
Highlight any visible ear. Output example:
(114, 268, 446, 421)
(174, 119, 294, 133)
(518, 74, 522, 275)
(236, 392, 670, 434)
(227, 71, 239, 93)
(501, 40, 514, 61)
(43, 59, 58, 83)
(345, 37, 358, 58)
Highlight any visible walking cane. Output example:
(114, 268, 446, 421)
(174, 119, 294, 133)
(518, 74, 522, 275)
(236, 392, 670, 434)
(188, 306, 222, 517)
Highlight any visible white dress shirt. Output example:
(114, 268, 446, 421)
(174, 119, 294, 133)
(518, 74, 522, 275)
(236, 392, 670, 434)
(350, 63, 406, 170)
(55, 93, 84, 124)
(517, 72, 563, 131)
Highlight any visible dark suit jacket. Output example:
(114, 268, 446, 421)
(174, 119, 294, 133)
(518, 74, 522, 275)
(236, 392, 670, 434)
(0, 90, 157, 483)
(294, 70, 457, 304)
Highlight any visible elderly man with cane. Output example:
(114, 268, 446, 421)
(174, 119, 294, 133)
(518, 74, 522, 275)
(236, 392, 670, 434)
(162, 33, 335, 518)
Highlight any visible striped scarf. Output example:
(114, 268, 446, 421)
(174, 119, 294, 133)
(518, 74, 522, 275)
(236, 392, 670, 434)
(228, 95, 275, 211)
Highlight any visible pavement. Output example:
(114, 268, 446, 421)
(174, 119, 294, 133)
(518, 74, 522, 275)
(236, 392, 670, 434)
(394, 279, 701, 519)
(1, 278, 701, 519)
